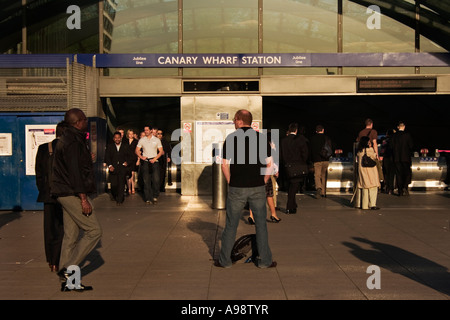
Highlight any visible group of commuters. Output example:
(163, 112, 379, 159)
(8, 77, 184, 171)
(104, 125, 172, 206)
(34, 107, 415, 282)
(354, 118, 414, 210)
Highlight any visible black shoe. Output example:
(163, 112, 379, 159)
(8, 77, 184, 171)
(370, 207, 380, 210)
(315, 188, 322, 199)
(248, 217, 255, 225)
(285, 209, 297, 214)
(61, 281, 93, 292)
(270, 216, 281, 223)
(57, 267, 69, 282)
(259, 261, 277, 268)
(213, 260, 229, 268)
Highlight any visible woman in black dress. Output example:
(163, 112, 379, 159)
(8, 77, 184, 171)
(126, 129, 139, 194)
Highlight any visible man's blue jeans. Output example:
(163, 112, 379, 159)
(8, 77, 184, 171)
(219, 185, 273, 268)
(142, 160, 160, 202)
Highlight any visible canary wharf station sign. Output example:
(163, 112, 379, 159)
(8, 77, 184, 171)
(93, 52, 450, 68)
(1, 53, 450, 68)
(96, 53, 311, 68)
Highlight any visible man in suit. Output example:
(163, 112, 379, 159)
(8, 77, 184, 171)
(104, 131, 132, 205)
(281, 123, 309, 214)
(392, 121, 414, 196)
(35, 121, 67, 272)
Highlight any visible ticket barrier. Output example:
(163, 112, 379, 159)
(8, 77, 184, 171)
(326, 151, 448, 191)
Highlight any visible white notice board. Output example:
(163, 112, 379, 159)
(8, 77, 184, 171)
(25, 125, 57, 175)
(195, 121, 235, 164)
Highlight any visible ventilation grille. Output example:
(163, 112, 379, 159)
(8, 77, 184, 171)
(0, 63, 98, 114)
(0, 68, 68, 111)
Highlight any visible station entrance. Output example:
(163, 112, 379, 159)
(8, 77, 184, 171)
(263, 94, 450, 155)
(102, 94, 449, 195)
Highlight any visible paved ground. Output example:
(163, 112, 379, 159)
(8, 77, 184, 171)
(1, 190, 449, 303)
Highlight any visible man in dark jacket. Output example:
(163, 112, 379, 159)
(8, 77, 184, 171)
(104, 131, 132, 205)
(51, 108, 102, 291)
(35, 121, 67, 272)
(281, 123, 309, 213)
(392, 121, 414, 196)
(310, 124, 332, 198)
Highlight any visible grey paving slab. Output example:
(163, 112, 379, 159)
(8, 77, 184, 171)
(0, 190, 449, 301)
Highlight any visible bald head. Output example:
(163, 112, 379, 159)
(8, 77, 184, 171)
(234, 109, 253, 126)
(65, 108, 88, 131)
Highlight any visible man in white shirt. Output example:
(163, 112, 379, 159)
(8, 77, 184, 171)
(136, 126, 164, 204)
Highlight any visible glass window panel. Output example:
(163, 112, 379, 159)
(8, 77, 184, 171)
(183, 0, 258, 76)
(263, 0, 337, 53)
(107, 0, 178, 76)
(343, 0, 415, 53)
(183, 0, 259, 53)
(419, 3, 450, 53)
(110, 0, 178, 53)
(27, 4, 99, 54)
(262, 0, 337, 75)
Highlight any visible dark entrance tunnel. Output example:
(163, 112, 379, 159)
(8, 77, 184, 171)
(102, 97, 181, 139)
(263, 95, 450, 156)
(102, 95, 450, 158)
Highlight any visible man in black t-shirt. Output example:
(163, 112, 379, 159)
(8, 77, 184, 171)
(215, 109, 277, 269)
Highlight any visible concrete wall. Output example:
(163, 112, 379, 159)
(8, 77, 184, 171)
(180, 95, 262, 195)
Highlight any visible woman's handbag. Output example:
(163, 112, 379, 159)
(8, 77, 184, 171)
(361, 149, 377, 168)
(285, 162, 308, 178)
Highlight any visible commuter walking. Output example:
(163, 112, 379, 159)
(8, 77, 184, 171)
(104, 131, 132, 205)
(280, 123, 309, 214)
(136, 125, 164, 204)
(51, 108, 102, 291)
(156, 129, 172, 192)
(392, 121, 414, 196)
(354, 136, 380, 210)
(35, 121, 67, 272)
(215, 109, 276, 268)
(380, 129, 396, 194)
(125, 129, 139, 195)
(310, 124, 332, 198)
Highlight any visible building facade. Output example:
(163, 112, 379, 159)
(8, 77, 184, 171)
(1, 0, 449, 208)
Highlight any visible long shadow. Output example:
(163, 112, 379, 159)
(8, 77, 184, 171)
(80, 242, 105, 278)
(0, 211, 22, 229)
(186, 217, 223, 260)
(342, 237, 450, 297)
(327, 194, 354, 208)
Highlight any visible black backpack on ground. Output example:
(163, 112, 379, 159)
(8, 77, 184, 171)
(230, 234, 258, 263)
